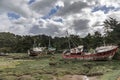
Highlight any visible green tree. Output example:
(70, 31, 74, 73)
(104, 17, 120, 45)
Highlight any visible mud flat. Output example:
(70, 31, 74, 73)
(117, 76, 120, 80)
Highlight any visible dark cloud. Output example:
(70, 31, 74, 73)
(56, 1, 90, 16)
(30, 0, 56, 14)
(29, 23, 60, 36)
(92, 21, 103, 27)
(73, 19, 90, 32)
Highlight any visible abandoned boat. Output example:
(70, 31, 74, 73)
(28, 47, 46, 56)
(47, 38, 56, 54)
(48, 47, 56, 53)
(28, 38, 56, 56)
(62, 45, 118, 60)
(28, 41, 46, 56)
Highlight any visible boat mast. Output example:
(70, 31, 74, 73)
(103, 33, 106, 46)
(33, 40, 36, 48)
(103, 40, 106, 46)
(68, 37, 71, 49)
(66, 31, 71, 49)
(48, 37, 51, 48)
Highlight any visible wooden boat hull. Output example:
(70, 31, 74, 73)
(29, 50, 48, 56)
(29, 51, 41, 56)
(62, 47, 118, 60)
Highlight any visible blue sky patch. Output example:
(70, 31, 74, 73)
(28, 0, 36, 4)
(92, 5, 116, 13)
(8, 12, 20, 20)
(42, 6, 60, 20)
(114, 7, 120, 11)
(48, 6, 60, 16)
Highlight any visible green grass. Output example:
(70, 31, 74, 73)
(0, 53, 120, 80)
(101, 70, 120, 80)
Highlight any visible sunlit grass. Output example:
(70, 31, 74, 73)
(101, 70, 120, 80)
(0, 58, 20, 70)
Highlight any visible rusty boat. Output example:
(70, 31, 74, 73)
(62, 45, 118, 60)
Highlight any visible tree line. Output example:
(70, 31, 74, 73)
(0, 17, 120, 53)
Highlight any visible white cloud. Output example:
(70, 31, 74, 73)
(0, 14, 12, 32)
(56, 1, 90, 17)
(107, 11, 120, 21)
(30, 0, 57, 15)
(96, 0, 120, 7)
(0, 0, 119, 37)
(55, 1, 64, 7)
(0, 0, 33, 17)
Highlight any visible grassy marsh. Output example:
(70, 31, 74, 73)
(0, 53, 120, 80)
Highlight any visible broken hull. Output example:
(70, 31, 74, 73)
(62, 47, 118, 60)
(29, 51, 41, 56)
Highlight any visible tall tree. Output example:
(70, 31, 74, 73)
(104, 17, 120, 45)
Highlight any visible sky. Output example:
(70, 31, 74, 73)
(0, 0, 120, 37)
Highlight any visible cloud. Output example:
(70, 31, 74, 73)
(56, 1, 90, 16)
(107, 11, 120, 21)
(92, 5, 115, 13)
(0, 0, 120, 37)
(0, 13, 28, 35)
(8, 12, 21, 20)
(30, 0, 57, 14)
(0, 14, 12, 32)
(73, 19, 90, 32)
(28, 19, 64, 36)
(0, 0, 34, 18)
(28, 0, 36, 4)
(42, 6, 60, 19)
(96, 0, 120, 8)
